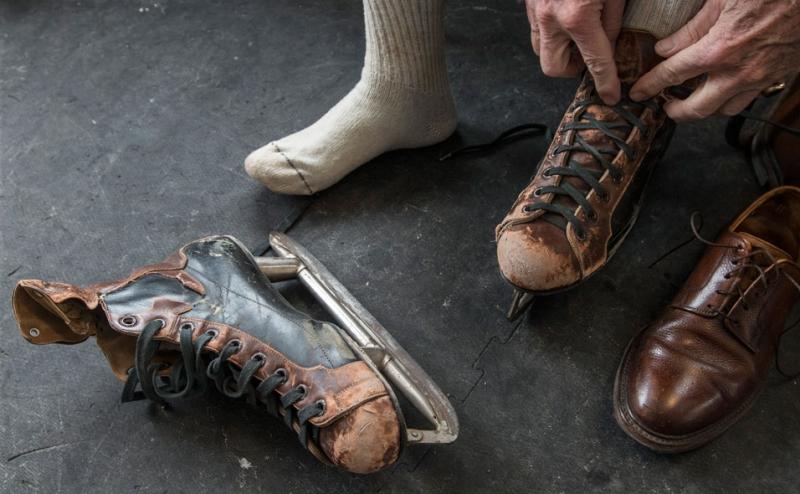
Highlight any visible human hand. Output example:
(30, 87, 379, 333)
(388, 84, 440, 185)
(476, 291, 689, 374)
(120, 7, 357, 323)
(526, 0, 626, 104)
(630, 0, 800, 121)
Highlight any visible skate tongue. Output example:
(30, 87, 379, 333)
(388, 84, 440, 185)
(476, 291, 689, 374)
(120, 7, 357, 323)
(12, 280, 97, 345)
(614, 30, 659, 84)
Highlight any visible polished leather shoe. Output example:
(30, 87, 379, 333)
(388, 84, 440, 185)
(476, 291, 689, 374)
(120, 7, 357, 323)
(496, 30, 674, 305)
(12, 235, 401, 473)
(614, 186, 800, 452)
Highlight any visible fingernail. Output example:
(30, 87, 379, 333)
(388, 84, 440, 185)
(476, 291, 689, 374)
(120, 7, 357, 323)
(655, 39, 673, 55)
(629, 89, 644, 101)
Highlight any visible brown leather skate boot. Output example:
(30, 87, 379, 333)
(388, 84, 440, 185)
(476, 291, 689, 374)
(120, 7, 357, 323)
(614, 186, 800, 452)
(496, 29, 675, 320)
(740, 75, 800, 188)
(12, 235, 458, 473)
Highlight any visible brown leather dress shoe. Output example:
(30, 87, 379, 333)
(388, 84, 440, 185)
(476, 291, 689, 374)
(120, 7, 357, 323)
(614, 186, 800, 452)
(496, 29, 675, 320)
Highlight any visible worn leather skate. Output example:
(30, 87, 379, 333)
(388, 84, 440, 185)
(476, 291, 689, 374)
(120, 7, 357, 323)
(496, 29, 675, 320)
(614, 186, 800, 452)
(726, 75, 800, 188)
(12, 233, 458, 474)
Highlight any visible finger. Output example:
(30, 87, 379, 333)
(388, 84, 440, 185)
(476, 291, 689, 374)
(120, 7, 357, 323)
(601, 0, 625, 45)
(526, 0, 540, 54)
(718, 89, 760, 116)
(655, 1, 722, 58)
(663, 76, 736, 121)
(630, 42, 709, 101)
(539, 27, 581, 77)
(570, 22, 621, 104)
(531, 26, 541, 55)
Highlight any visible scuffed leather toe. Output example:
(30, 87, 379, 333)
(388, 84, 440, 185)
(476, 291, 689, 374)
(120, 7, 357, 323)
(244, 142, 314, 195)
(496, 222, 582, 292)
(318, 396, 401, 475)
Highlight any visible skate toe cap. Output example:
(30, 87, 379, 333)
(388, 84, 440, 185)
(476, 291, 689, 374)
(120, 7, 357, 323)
(318, 395, 401, 474)
(496, 222, 581, 292)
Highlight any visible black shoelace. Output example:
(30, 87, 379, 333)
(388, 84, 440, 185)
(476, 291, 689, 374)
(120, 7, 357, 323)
(522, 92, 658, 240)
(121, 319, 327, 448)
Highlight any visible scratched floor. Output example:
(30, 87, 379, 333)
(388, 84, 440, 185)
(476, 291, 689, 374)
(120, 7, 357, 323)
(1, 1, 798, 493)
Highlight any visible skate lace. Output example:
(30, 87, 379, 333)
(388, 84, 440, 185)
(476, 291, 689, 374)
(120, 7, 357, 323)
(687, 213, 800, 378)
(121, 319, 326, 448)
(522, 89, 659, 240)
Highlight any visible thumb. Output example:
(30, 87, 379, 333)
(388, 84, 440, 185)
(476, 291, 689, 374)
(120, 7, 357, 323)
(655, 1, 722, 57)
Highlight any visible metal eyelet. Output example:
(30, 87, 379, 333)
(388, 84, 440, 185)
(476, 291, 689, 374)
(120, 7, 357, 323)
(251, 352, 267, 363)
(314, 399, 326, 414)
(274, 368, 288, 380)
(612, 174, 624, 185)
(29, 327, 40, 338)
(180, 322, 195, 332)
(228, 339, 242, 349)
(576, 231, 587, 242)
(522, 205, 534, 213)
(296, 384, 308, 397)
(587, 211, 598, 223)
(533, 188, 543, 197)
(542, 168, 553, 177)
(119, 315, 138, 327)
(204, 329, 219, 339)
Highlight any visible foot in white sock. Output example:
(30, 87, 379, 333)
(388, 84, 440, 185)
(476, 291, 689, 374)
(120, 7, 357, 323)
(245, 0, 456, 195)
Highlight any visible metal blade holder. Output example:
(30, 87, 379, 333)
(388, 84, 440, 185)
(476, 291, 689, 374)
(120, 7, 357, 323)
(255, 232, 459, 445)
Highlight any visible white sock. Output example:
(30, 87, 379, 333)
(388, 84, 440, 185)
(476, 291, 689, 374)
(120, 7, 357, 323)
(623, 0, 704, 39)
(245, 0, 456, 195)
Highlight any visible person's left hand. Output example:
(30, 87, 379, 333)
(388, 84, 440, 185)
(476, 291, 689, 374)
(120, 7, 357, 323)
(630, 0, 800, 121)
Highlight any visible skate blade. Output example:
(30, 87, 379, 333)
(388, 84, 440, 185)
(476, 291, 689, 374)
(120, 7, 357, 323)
(506, 289, 535, 321)
(255, 232, 459, 446)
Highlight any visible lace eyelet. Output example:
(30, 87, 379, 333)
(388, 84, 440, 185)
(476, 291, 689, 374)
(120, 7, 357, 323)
(612, 174, 624, 185)
(587, 211, 598, 223)
(533, 188, 544, 197)
(274, 368, 288, 380)
(119, 315, 138, 327)
(204, 329, 219, 339)
(180, 322, 195, 332)
(251, 352, 267, 363)
(228, 339, 242, 349)
(314, 399, 326, 415)
(542, 168, 553, 177)
(723, 273, 731, 279)
(576, 231, 587, 241)
(522, 205, 533, 213)
(296, 384, 308, 397)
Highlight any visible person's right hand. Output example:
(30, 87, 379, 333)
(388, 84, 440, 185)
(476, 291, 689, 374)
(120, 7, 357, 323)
(526, 0, 626, 105)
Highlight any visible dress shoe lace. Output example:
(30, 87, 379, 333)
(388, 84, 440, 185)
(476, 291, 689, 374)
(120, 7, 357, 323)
(121, 319, 327, 448)
(688, 213, 800, 378)
(522, 90, 659, 240)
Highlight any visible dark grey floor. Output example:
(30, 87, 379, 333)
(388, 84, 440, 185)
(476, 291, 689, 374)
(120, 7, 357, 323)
(1, 1, 797, 493)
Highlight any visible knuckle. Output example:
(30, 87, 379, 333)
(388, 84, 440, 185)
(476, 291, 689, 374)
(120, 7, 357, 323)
(660, 64, 684, 86)
(584, 57, 611, 76)
(558, 5, 585, 31)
